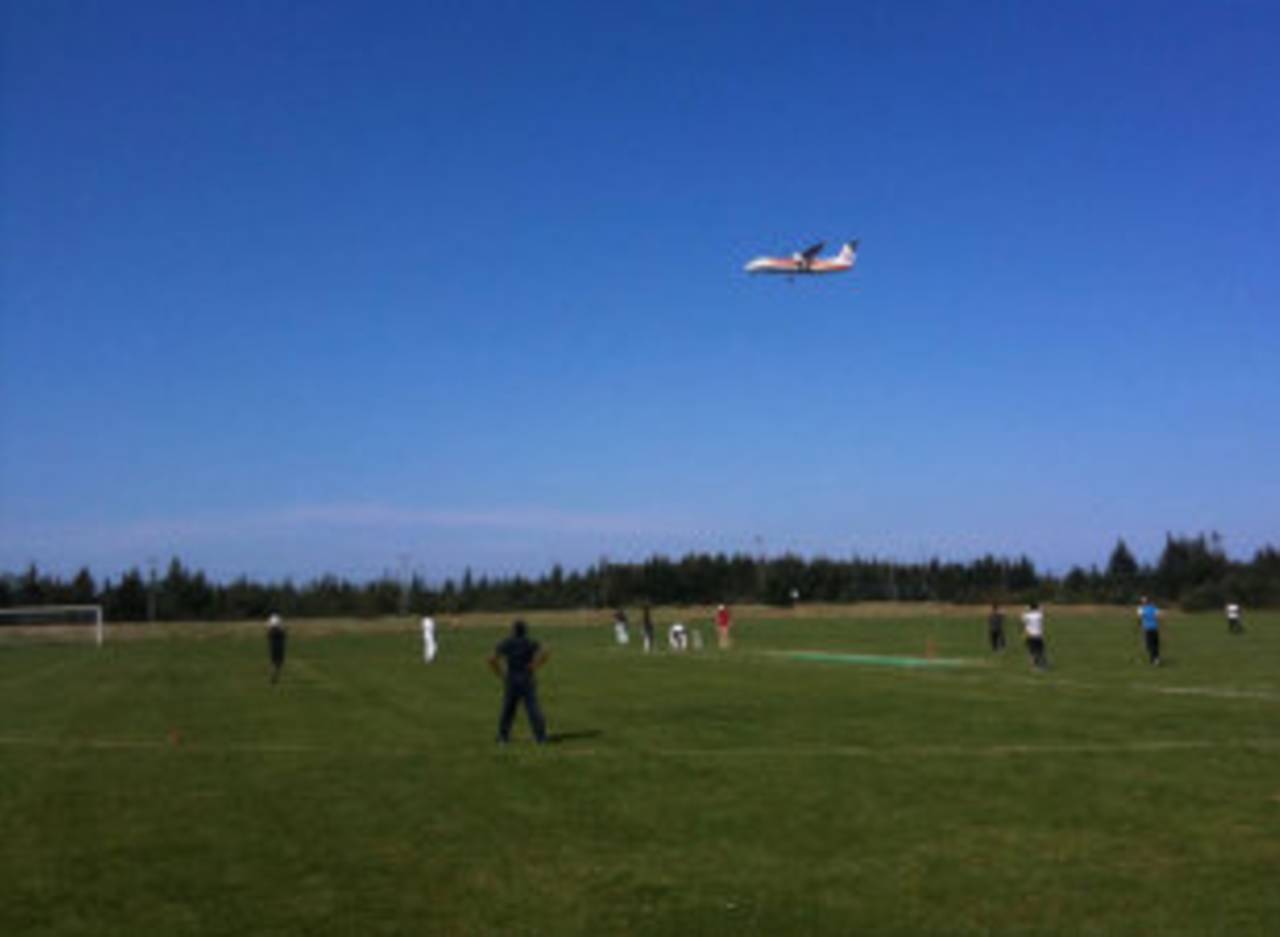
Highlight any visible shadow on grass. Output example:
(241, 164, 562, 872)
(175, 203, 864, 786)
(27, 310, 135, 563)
(546, 729, 603, 745)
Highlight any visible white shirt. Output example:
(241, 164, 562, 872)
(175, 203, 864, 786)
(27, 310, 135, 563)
(421, 616, 435, 635)
(1022, 609, 1044, 637)
(1226, 604, 1240, 618)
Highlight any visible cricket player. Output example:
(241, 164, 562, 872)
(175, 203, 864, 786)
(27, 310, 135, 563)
(489, 620, 549, 744)
(1022, 602, 1048, 670)
(715, 604, 732, 649)
(987, 602, 1007, 652)
(642, 604, 655, 653)
(612, 609, 630, 646)
(266, 614, 286, 684)
(1137, 597, 1161, 665)
(1226, 602, 1244, 634)
(668, 622, 688, 651)
(421, 615, 437, 663)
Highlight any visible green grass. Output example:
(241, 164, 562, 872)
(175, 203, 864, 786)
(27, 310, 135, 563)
(2, 606, 1278, 935)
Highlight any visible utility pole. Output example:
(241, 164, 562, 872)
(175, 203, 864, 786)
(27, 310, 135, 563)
(597, 555, 610, 608)
(754, 535, 766, 602)
(397, 553, 411, 617)
(147, 556, 158, 623)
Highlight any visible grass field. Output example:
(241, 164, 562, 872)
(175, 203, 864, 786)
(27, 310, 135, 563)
(2, 605, 1277, 935)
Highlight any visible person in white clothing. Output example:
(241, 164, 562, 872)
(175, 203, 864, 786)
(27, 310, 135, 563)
(612, 609, 630, 646)
(1225, 602, 1244, 635)
(1022, 602, 1048, 670)
(421, 615, 437, 663)
(668, 622, 688, 651)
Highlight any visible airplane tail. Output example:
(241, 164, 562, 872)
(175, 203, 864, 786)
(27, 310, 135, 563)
(838, 240, 860, 265)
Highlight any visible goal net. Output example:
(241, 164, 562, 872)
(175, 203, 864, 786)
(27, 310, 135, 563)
(0, 605, 105, 646)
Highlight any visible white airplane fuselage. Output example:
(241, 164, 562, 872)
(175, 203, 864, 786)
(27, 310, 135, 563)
(744, 240, 858, 276)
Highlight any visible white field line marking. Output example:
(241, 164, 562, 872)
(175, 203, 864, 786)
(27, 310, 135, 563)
(0, 735, 168, 751)
(654, 738, 1280, 759)
(0, 735, 339, 754)
(1, 736, 1276, 760)
(1002, 675, 1280, 702)
(1146, 685, 1279, 701)
(0, 735, 603, 758)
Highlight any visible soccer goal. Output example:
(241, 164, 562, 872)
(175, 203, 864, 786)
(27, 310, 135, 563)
(0, 605, 105, 647)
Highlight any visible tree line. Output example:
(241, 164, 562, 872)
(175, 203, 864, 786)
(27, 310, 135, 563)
(1, 533, 1276, 623)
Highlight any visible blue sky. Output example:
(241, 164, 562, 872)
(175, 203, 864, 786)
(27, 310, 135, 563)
(3, 1, 1278, 582)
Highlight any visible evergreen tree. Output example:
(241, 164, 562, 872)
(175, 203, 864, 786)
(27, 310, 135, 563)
(71, 567, 97, 604)
(1105, 538, 1140, 601)
(108, 569, 148, 621)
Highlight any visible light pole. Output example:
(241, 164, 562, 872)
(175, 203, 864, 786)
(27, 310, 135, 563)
(754, 535, 766, 602)
(147, 556, 158, 623)
(398, 553, 412, 617)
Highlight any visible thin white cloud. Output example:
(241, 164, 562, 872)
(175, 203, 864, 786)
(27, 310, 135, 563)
(1, 501, 702, 557)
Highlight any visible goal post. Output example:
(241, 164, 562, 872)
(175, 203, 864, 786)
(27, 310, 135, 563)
(0, 605, 105, 646)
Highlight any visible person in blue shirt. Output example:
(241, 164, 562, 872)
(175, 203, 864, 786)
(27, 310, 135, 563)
(1136, 597, 1162, 666)
(489, 620, 549, 744)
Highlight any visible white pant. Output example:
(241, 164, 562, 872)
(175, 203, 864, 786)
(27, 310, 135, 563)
(614, 623, 630, 645)
(423, 633, 437, 663)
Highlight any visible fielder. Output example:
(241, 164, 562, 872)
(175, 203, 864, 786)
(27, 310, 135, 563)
(668, 622, 688, 651)
(1226, 602, 1244, 635)
(421, 615, 437, 663)
(715, 604, 732, 649)
(1137, 597, 1162, 665)
(266, 613, 287, 684)
(612, 609, 631, 646)
(1022, 602, 1048, 670)
(489, 620, 549, 744)
(987, 602, 1007, 652)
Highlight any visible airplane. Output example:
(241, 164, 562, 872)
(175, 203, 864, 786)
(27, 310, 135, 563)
(744, 240, 859, 276)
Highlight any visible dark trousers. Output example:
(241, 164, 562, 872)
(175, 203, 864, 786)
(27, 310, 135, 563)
(1026, 636, 1047, 669)
(498, 679, 547, 743)
(1228, 617, 1244, 634)
(1144, 629, 1161, 663)
(269, 630, 286, 666)
(990, 626, 1006, 651)
(268, 630, 286, 683)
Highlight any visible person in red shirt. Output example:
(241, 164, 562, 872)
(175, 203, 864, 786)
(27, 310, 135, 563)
(715, 603, 732, 649)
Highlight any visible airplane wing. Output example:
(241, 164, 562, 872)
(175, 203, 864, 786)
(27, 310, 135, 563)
(800, 241, 825, 261)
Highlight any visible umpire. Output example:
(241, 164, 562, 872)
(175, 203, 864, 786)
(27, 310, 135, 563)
(489, 620, 549, 744)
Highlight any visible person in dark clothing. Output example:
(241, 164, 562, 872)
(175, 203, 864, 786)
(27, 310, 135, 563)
(987, 603, 1007, 652)
(489, 620, 549, 744)
(266, 614, 286, 684)
(642, 603, 655, 654)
